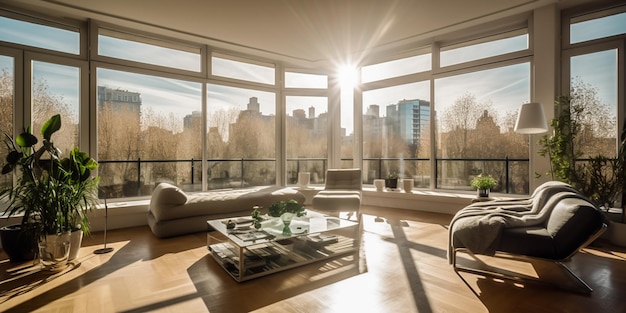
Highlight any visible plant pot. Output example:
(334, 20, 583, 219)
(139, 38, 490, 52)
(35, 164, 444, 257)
(403, 179, 414, 193)
(68, 229, 84, 261)
(39, 232, 71, 272)
(0, 224, 37, 262)
(373, 179, 385, 191)
(477, 189, 490, 198)
(385, 178, 398, 189)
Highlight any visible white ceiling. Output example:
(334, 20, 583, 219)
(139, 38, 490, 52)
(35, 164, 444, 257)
(3, 0, 600, 66)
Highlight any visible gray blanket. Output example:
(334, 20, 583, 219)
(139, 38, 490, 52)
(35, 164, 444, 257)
(447, 182, 584, 263)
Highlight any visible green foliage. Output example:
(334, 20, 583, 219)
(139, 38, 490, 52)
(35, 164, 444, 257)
(538, 96, 626, 220)
(267, 199, 306, 218)
(0, 114, 100, 239)
(470, 174, 497, 190)
(386, 171, 399, 179)
(538, 96, 582, 184)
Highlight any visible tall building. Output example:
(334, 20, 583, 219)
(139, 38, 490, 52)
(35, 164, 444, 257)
(386, 99, 431, 147)
(97, 86, 142, 124)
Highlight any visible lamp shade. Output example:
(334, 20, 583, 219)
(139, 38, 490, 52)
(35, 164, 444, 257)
(514, 102, 548, 134)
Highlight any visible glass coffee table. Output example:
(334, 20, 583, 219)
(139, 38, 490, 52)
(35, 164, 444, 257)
(207, 209, 360, 282)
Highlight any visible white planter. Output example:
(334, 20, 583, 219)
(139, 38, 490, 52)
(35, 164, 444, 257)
(69, 229, 84, 261)
(403, 179, 414, 193)
(374, 179, 385, 191)
(39, 232, 70, 272)
(297, 172, 310, 187)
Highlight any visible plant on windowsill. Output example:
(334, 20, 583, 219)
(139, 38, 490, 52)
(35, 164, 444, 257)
(470, 174, 497, 198)
(384, 171, 399, 189)
(0, 114, 100, 266)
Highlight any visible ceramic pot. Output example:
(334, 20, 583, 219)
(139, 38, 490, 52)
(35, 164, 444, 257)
(385, 179, 398, 189)
(403, 179, 414, 193)
(0, 224, 37, 262)
(39, 232, 70, 272)
(477, 189, 490, 198)
(68, 229, 84, 261)
(374, 179, 385, 191)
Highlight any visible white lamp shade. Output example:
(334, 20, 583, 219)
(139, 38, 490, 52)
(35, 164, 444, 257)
(514, 102, 548, 134)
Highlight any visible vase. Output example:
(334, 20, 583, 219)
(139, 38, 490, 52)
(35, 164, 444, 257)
(39, 232, 71, 272)
(281, 212, 294, 227)
(281, 212, 295, 234)
(477, 189, 490, 198)
(374, 179, 385, 191)
(403, 179, 414, 193)
(68, 229, 84, 261)
(297, 172, 310, 187)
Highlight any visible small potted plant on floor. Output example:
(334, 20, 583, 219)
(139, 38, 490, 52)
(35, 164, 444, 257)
(470, 174, 497, 198)
(384, 171, 399, 190)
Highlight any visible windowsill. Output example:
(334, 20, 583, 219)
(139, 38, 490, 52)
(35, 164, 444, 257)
(1, 187, 523, 232)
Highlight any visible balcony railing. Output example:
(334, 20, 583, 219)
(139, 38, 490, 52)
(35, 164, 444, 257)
(94, 157, 529, 198)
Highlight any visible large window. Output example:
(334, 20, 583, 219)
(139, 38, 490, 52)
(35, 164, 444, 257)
(96, 68, 202, 197)
(434, 63, 531, 193)
(440, 30, 528, 67)
(0, 54, 13, 189)
(286, 96, 328, 184)
(362, 81, 431, 186)
(31, 61, 80, 154)
(0, 15, 79, 55)
(98, 28, 202, 73)
(212, 54, 275, 85)
(206, 84, 276, 189)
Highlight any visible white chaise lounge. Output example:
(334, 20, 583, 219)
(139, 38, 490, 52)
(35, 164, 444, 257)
(148, 183, 305, 238)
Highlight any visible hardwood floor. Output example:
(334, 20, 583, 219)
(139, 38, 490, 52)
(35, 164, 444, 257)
(1, 206, 625, 313)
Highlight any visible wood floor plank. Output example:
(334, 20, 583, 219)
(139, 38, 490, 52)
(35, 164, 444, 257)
(1, 206, 625, 313)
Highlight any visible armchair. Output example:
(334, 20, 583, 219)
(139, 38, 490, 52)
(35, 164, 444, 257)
(312, 168, 362, 218)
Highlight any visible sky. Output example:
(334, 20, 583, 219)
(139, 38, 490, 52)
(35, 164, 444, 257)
(0, 12, 622, 136)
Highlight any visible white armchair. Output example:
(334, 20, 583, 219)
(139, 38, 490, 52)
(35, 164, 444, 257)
(312, 168, 362, 217)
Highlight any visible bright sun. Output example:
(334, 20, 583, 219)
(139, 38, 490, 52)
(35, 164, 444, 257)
(338, 65, 358, 89)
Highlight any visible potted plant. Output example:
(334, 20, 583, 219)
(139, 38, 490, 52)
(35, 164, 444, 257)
(0, 114, 99, 267)
(384, 171, 399, 190)
(251, 199, 306, 230)
(470, 174, 497, 198)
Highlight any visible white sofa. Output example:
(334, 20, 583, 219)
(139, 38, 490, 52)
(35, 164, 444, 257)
(148, 183, 305, 238)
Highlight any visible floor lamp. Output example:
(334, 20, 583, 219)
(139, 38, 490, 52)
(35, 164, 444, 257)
(94, 194, 114, 254)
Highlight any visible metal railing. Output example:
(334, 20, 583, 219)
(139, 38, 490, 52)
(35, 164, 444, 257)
(95, 156, 530, 198)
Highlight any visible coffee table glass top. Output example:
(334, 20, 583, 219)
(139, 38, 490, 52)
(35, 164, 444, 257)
(207, 209, 357, 248)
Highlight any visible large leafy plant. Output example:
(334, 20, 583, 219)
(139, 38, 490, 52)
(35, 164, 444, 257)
(539, 96, 626, 222)
(1, 114, 100, 238)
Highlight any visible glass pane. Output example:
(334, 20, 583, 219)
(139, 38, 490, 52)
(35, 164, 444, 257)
(97, 68, 202, 198)
(285, 72, 328, 88)
(0, 55, 14, 189)
(206, 84, 276, 189)
(286, 96, 328, 185)
(0, 16, 79, 55)
(571, 11, 626, 44)
(434, 62, 530, 194)
(361, 53, 431, 83)
(570, 49, 618, 158)
(441, 33, 528, 67)
(98, 29, 201, 72)
(362, 81, 431, 187)
(212, 55, 275, 85)
(32, 61, 80, 155)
